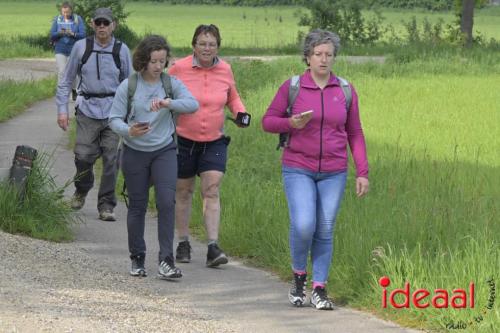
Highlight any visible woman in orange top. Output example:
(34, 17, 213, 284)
(168, 24, 248, 267)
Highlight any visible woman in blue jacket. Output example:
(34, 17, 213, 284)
(50, 1, 85, 97)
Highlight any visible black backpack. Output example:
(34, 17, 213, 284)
(77, 36, 125, 98)
(277, 75, 352, 150)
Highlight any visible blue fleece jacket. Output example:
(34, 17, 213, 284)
(50, 14, 86, 55)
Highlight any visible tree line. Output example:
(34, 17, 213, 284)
(144, 0, 489, 11)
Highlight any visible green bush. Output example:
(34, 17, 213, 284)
(71, 0, 139, 47)
(297, 1, 385, 46)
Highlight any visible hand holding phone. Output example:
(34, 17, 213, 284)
(129, 121, 150, 137)
(235, 112, 251, 127)
(135, 121, 150, 128)
(290, 110, 313, 129)
(299, 110, 314, 117)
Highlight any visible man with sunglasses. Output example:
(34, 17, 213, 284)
(56, 8, 132, 222)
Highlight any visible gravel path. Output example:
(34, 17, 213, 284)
(0, 58, 417, 333)
(0, 231, 234, 333)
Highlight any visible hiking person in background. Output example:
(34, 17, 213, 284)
(262, 29, 369, 310)
(50, 1, 85, 100)
(168, 24, 249, 268)
(56, 7, 132, 222)
(109, 35, 198, 279)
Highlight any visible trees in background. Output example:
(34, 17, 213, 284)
(297, 0, 488, 49)
(71, 0, 139, 47)
(460, 0, 475, 48)
(297, 0, 384, 46)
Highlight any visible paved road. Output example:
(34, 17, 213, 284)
(0, 64, 418, 333)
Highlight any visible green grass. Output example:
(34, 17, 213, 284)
(0, 1, 499, 58)
(0, 76, 57, 122)
(126, 3, 304, 49)
(372, 6, 500, 41)
(0, 152, 77, 241)
(180, 54, 500, 331)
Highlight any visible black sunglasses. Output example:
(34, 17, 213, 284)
(94, 19, 111, 27)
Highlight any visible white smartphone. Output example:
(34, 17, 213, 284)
(300, 110, 314, 117)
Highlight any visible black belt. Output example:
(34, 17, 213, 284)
(79, 92, 115, 100)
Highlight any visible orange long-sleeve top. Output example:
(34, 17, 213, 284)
(168, 55, 246, 142)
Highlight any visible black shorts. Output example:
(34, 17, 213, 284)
(177, 135, 230, 179)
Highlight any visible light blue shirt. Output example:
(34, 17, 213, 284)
(109, 73, 199, 152)
(56, 36, 132, 119)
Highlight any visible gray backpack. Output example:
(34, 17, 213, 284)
(276, 75, 352, 150)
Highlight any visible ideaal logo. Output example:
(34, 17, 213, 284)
(378, 276, 496, 330)
(379, 276, 475, 309)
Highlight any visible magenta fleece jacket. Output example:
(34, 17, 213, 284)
(262, 70, 369, 178)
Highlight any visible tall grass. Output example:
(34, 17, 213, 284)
(182, 54, 500, 331)
(0, 77, 56, 122)
(0, 152, 77, 241)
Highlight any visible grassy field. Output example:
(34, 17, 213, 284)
(0, 1, 499, 58)
(0, 77, 56, 122)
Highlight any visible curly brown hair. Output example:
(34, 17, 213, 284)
(132, 35, 171, 72)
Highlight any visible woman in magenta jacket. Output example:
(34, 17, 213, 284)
(262, 29, 369, 310)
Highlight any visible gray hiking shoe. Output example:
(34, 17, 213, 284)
(99, 209, 116, 222)
(158, 259, 182, 279)
(310, 286, 335, 310)
(70, 192, 86, 210)
(130, 255, 147, 277)
(288, 273, 307, 306)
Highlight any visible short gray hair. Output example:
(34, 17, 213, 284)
(302, 29, 341, 65)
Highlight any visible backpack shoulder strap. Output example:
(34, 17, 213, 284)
(160, 72, 178, 150)
(112, 39, 123, 70)
(81, 37, 94, 66)
(277, 75, 301, 150)
(287, 75, 300, 116)
(337, 76, 352, 112)
(112, 39, 124, 80)
(160, 72, 173, 99)
(78, 37, 94, 76)
(126, 73, 138, 124)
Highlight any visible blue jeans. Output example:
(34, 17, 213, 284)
(282, 166, 347, 284)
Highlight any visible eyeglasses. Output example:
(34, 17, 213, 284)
(196, 42, 218, 49)
(94, 19, 111, 27)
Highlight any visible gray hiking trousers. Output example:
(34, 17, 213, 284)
(74, 110, 119, 211)
(121, 142, 177, 263)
